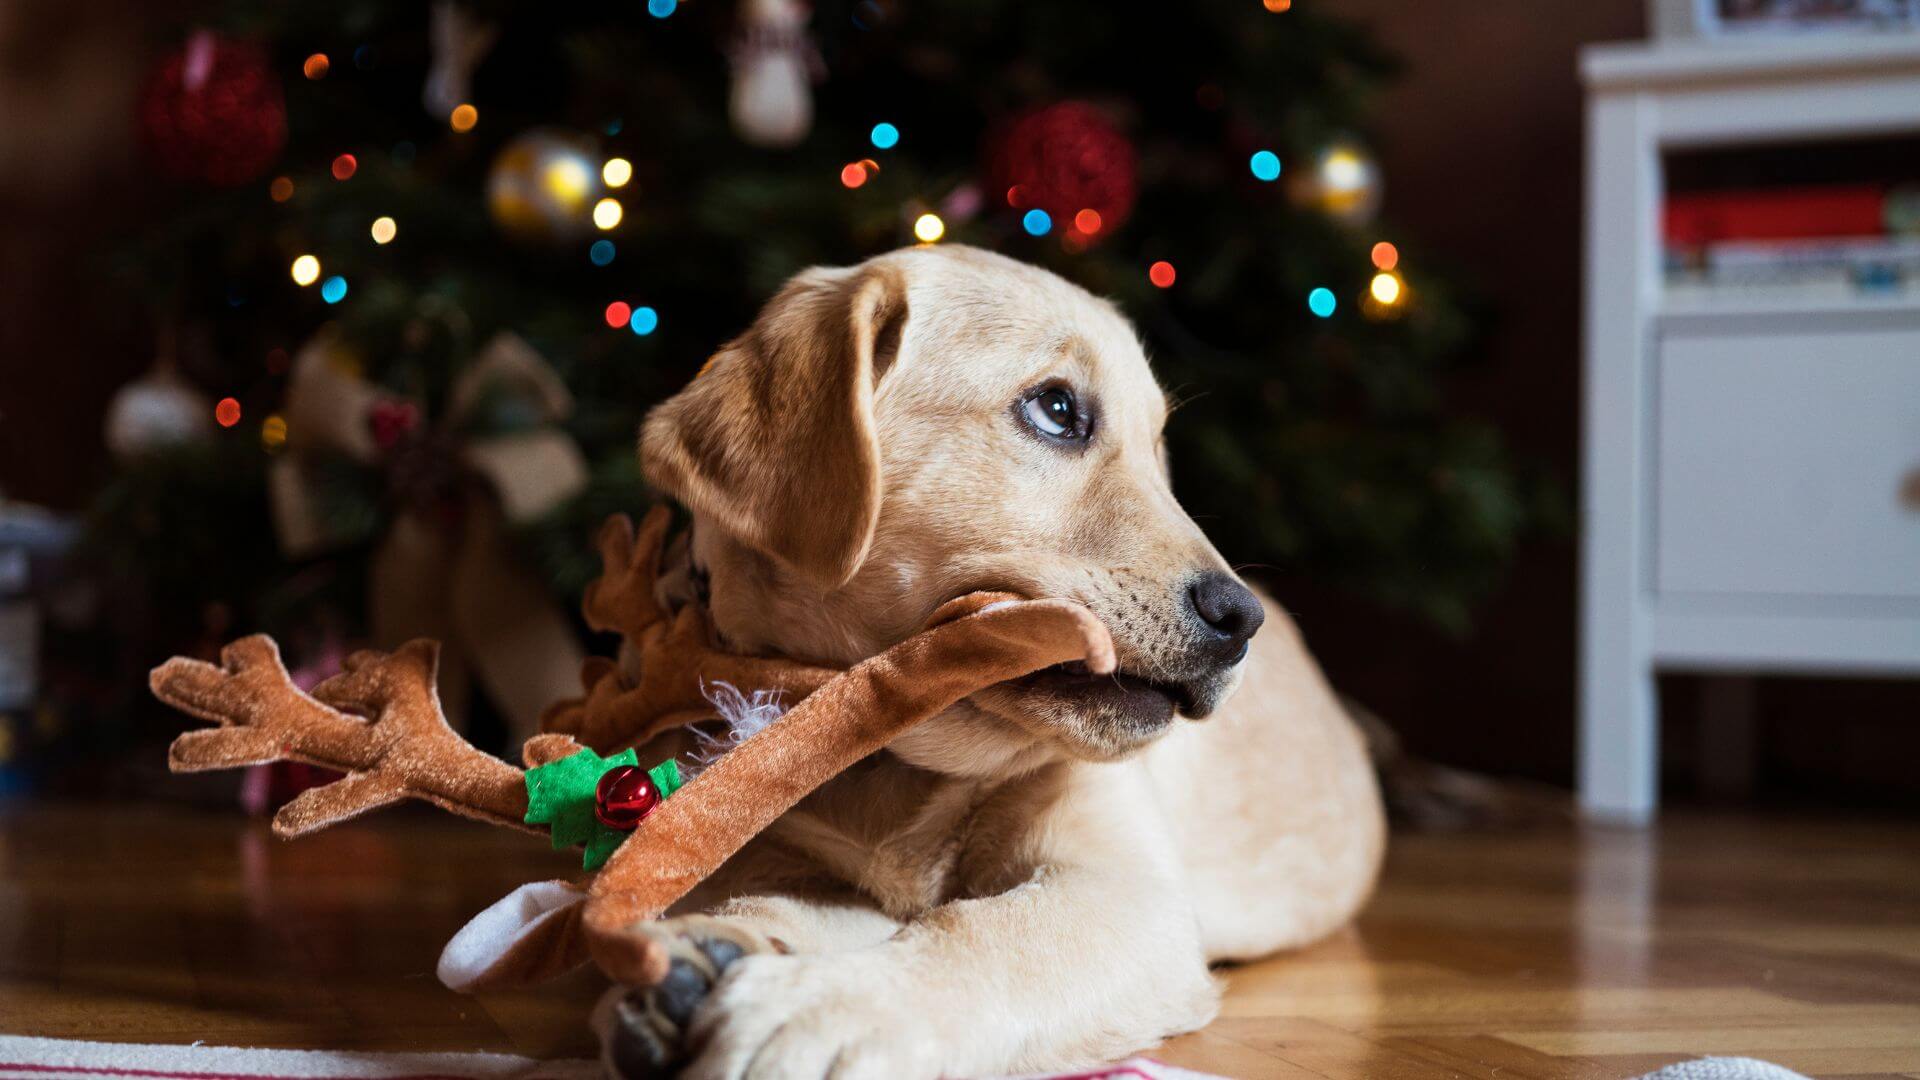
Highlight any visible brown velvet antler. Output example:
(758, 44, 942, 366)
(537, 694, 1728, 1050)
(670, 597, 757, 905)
(541, 507, 837, 752)
(155, 635, 578, 837)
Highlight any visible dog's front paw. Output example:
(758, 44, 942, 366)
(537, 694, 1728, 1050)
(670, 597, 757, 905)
(593, 915, 777, 1079)
(681, 951, 946, 1080)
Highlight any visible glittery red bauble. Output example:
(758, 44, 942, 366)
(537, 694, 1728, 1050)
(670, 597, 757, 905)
(989, 102, 1138, 238)
(594, 765, 662, 830)
(139, 32, 287, 187)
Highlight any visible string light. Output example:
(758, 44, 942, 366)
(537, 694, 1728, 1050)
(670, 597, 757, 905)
(870, 122, 900, 150)
(1073, 208, 1103, 235)
(602, 157, 633, 187)
(370, 216, 397, 244)
(449, 104, 478, 132)
(913, 212, 945, 243)
(261, 414, 288, 452)
(1308, 287, 1337, 317)
(215, 398, 242, 428)
(290, 255, 321, 286)
(648, 0, 677, 16)
(590, 239, 616, 266)
(331, 154, 357, 181)
(1006, 185, 1027, 207)
(840, 162, 869, 189)
(1249, 150, 1282, 182)
(269, 176, 294, 202)
(593, 198, 623, 230)
(1149, 260, 1177, 288)
(320, 276, 348, 304)
(1022, 209, 1052, 236)
(629, 306, 659, 335)
(1369, 271, 1403, 305)
(1371, 241, 1399, 271)
(605, 301, 632, 328)
(303, 53, 329, 80)
(1263, 0, 1292, 10)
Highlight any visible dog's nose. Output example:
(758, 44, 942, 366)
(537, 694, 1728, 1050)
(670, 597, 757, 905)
(1187, 571, 1265, 661)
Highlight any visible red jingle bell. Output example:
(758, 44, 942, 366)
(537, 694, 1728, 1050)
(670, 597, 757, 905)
(594, 765, 662, 830)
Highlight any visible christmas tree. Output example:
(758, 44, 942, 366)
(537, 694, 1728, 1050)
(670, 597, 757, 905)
(90, 0, 1554, 733)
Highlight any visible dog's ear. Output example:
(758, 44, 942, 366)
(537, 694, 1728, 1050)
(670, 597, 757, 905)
(640, 264, 907, 589)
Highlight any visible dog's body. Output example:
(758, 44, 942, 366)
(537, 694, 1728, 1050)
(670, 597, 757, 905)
(602, 245, 1384, 1079)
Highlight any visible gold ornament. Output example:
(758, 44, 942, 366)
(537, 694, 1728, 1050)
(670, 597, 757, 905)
(486, 129, 607, 244)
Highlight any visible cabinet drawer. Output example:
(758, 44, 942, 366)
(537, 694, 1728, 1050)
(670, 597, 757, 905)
(1654, 323, 1920, 600)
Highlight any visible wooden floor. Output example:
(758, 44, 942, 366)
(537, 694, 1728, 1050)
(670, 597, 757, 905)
(3, 801, 1917, 1079)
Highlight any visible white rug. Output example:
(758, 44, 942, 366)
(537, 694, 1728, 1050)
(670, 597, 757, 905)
(0, 1036, 1224, 1080)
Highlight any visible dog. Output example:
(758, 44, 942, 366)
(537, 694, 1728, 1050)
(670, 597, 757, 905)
(595, 244, 1385, 1079)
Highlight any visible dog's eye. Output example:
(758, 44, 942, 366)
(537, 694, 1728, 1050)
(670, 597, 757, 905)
(1021, 388, 1082, 440)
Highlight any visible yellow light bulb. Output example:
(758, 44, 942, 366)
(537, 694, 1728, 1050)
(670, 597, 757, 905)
(370, 216, 397, 244)
(290, 255, 321, 286)
(913, 213, 945, 243)
(593, 197, 624, 230)
(1324, 149, 1365, 192)
(602, 157, 633, 188)
(261, 414, 289, 452)
(1369, 271, 1403, 305)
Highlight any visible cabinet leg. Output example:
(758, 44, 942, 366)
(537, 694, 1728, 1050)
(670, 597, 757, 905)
(1581, 661, 1658, 825)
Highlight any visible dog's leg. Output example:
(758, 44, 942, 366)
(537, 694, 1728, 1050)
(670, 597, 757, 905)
(595, 894, 903, 1079)
(674, 766, 1221, 1080)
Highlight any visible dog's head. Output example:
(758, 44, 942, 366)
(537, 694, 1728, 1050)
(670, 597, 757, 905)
(641, 245, 1262, 774)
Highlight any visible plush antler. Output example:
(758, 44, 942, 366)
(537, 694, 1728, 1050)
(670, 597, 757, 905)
(542, 508, 838, 752)
(155, 635, 576, 837)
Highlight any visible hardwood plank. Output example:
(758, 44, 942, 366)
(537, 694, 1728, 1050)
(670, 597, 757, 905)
(1, 803, 1916, 1079)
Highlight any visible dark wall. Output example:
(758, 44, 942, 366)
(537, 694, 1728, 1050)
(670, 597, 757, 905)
(1272, 0, 1645, 786)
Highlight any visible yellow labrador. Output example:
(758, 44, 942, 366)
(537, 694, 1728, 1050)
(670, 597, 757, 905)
(598, 244, 1384, 1079)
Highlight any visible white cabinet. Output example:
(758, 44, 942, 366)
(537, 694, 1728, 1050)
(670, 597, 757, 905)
(1579, 38, 1920, 823)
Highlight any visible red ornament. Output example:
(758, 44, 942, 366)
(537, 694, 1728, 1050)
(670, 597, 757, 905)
(367, 400, 422, 452)
(139, 32, 287, 187)
(988, 102, 1138, 240)
(594, 765, 662, 830)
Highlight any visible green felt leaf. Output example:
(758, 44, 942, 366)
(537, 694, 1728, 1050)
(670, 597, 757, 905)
(524, 746, 637, 851)
(582, 826, 627, 871)
(648, 758, 683, 799)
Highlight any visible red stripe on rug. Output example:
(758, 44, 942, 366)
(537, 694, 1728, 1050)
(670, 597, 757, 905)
(0, 1064, 477, 1080)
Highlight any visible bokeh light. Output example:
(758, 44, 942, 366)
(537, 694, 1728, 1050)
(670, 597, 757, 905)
(629, 306, 659, 335)
(261, 414, 288, 452)
(1308, 287, 1337, 317)
(605, 301, 632, 328)
(840, 162, 868, 189)
(332, 154, 357, 180)
(648, 0, 677, 16)
(370, 216, 397, 244)
(269, 176, 294, 202)
(913, 212, 945, 243)
(1073, 208, 1103, 234)
(449, 104, 478, 132)
(1250, 150, 1282, 182)
(1371, 241, 1399, 271)
(593, 197, 623, 230)
(303, 53, 329, 80)
(1369, 271, 1403, 305)
(215, 398, 242, 428)
(1149, 260, 1177, 288)
(290, 255, 321, 286)
(1006, 185, 1027, 207)
(602, 157, 632, 187)
(320, 276, 348, 304)
(590, 239, 616, 266)
(870, 123, 900, 149)
(1264, 0, 1293, 10)
(1022, 209, 1052, 236)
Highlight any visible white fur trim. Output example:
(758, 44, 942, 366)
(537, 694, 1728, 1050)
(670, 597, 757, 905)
(436, 879, 586, 992)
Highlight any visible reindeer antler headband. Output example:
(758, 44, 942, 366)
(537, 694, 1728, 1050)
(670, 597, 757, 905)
(151, 507, 1114, 991)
